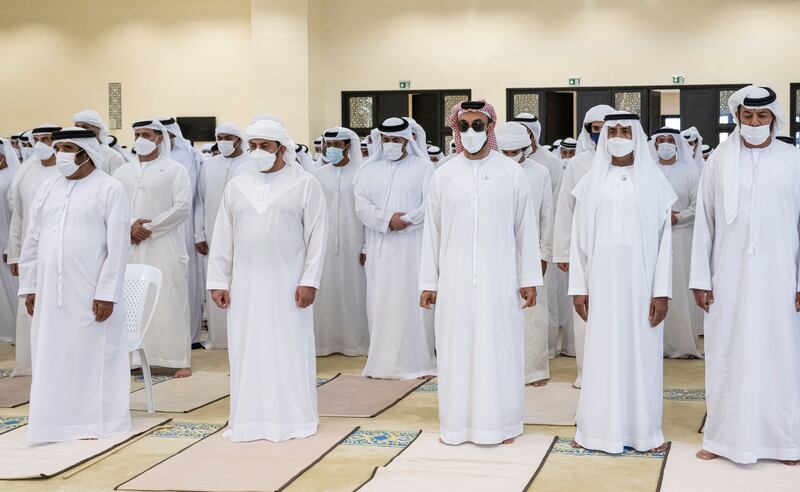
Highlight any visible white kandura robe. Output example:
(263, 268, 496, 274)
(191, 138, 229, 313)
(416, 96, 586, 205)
(114, 156, 192, 368)
(6, 157, 59, 375)
(519, 159, 554, 384)
(354, 154, 436, 379)
(311, 161, 369, 356)
(195, 152, 252, 349)
(419, 151, 543, 445)
(553, 149, 595, 385)
(0, 167, 18, 341)
(546, 158, 573, 357)
(570, 165, 674, 453)
(18, 170, 131, 443)
(690, 142, 800, 464)
(207, 165, 327, 443)
(658, 162, 703, 359)
(98, 145, 126, 176)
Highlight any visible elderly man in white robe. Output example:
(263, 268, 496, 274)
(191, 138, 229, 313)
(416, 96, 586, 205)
(420, 100, 542, 445)
(553, 104, 617, 387)
(691, 86, 800, 465)
(207, 119, 327, 442)
(570, 113, 675, 454)
(114, 119, 192, 377)
(311, 127, 369, 356)
(0, 139, 20, 342)
(496, 121, 553, 386)
(650, 128, 703, 359)
(194, 122, 251, 350)
(354, 117, 436, 380)
(73, 109, 126, 176)
(19, 128, 131, 443)
(7, 124, 61, 376)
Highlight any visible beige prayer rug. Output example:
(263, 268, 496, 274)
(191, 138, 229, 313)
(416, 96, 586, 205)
(355, 431, 557, 491)
(0, 375, 31, 408)
(0, 417, 169, 480)
(130, 371, 229, 413)
(657, 442, 798, 491)
(523, 382, 580, 426)
(116, 423, 359, 492)
(317, 374, 432, 417)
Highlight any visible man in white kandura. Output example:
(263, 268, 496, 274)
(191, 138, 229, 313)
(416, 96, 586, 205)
(496, 121, 554, 386)
(114, 119, 192, 377)
(569, 113, 675, 454)
(420, 100, 542, 445)
(354, 117, 436, 379)
(73, 109, 127, 176)
(7, 124, 61, 376)
(691, 85, 800, 465)
(512, 113, 563, 190)
(19, 128, 131, 443)
(0, 139, 21, 342)
(311, 127, 369, 356)
(681, 126, 706, 174)
(207, 119, 327, 442)
(650, 128, 703, 359)
(194, 122, 252, 349)
(553, 104, 616, 387)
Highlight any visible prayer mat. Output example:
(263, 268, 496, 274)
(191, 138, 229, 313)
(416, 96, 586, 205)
(523, 383, 580, 426)
(130, 371, 229, 413)
(0, 417, 169, 480)
(317, 374, 431, 418)
(0, 375, 31, 408)
(355, 432, 557, 491)
(657, 442, 798, 491)
(116, 423, 359, 492)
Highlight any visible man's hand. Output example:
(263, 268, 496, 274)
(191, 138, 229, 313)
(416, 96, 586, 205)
(420, 290, 437, 309)
(25, 294, 35, 316)
(295, 286, 317, 308)
(211, 290, 230, 309)
(692, 289, 714, 313)
(558, 262, 569, 273)
(9, 263, 18, 277)
(574, 295, 589, 321)
(671, 212, 679, 226)
(195, 241, 209, 255)
(520, 287, 537, 309)
(649, 297, 669, 327)
(131, 219, 152, 243)
(93, 300, 114, 322)
(541, 260, 548, 275)
(359, 253, 366, 266)
(388, 212, 409, 231)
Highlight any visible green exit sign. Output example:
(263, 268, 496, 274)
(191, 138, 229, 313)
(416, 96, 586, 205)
(672, 75, 685, 84)
(568, 77, 581, 87)
(399, 80, 411, 89)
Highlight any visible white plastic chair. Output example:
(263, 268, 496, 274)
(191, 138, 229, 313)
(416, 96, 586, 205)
(124, 264, 162, 414)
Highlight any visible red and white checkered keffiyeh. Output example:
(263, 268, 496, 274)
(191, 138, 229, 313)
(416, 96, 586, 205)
(448, 99, 499, 153)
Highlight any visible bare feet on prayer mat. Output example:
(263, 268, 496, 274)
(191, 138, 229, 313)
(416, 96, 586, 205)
(650, 443, 668, 453)
(570, 440, 584, 449)
(695, 449, 719, 460)
(529, 379, 548, 387)
(174, 368, 192, 378)
(782, 460, 800, 466)
(502, 438, 515, 444)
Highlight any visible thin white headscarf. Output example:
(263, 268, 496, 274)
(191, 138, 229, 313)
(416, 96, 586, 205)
(133, 119, 172, 157)
(496, 122, 533, 152)
(368, 117, 427, 160)
(512, 113, 542, 144)
(680, 126, 705, 171)
(323, 126, 363, 167)
(73, 109, 109, 143)
(245, 119, 298, 169)
(0, 138, 21, 173)
(51, 127, 104, 169)
(649, 128, 695, 169)
(575, 104, 617, 154)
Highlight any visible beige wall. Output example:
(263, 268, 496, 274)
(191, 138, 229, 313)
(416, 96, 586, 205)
(2, 0, 799, 144)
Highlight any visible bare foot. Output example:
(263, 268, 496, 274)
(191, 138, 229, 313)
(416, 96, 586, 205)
(570, 440, 584, 449)
(782, 460, 800, 466)
(530, 379, 548, 387)
(695, 449, 718, 460)
(650, 443, 668, 453)
(174, 368, 192, 378)
(502, 438, 515, 444)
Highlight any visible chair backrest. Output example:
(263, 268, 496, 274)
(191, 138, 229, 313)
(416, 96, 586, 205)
(123, 264, 163, 352)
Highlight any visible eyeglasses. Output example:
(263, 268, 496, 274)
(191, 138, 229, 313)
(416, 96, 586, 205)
(458, 120, 488, 133)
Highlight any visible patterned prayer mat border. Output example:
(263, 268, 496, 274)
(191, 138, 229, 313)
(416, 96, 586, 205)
(551, 437, 667, 458)
(342, 430, 420, 448)
(0, 416, 28, 435)
(0, 369, 11, 379)
(151, 422, 223, 440)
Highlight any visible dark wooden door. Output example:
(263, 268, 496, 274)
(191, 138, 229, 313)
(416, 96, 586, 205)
(648, 90, 662, 134)
(680, 88, 717, 145)
(544, 92, 574, 144)
(577, 90, 612, 124)
(376, 92, 409, 124)
(412, 93, 441, 147)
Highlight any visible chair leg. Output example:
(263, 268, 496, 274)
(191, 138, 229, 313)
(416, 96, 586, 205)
(138, 348, 155, 414)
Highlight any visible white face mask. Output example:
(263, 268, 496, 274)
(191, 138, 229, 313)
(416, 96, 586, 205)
(740, 123, 771, 146)
(20, 146, 34, 161)
(460, 129, 487, 154)
(134, 137, 157, 156)
(218, 140, 236, 157)
(250, 148, 277, 171)
(55, 151, 87, 177)
(33, 141, 54, 160)
(382, 142, 404, 161)
(606, 137, 635, 158)
(657, 142, 677, 160)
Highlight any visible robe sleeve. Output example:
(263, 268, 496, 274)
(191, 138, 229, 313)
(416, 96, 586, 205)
(418, 173, 442, 292)
(299, 177, 328, 288)
(675, 170, 699, 226)
(6, 168, 26, 264)
(17, 183, 45, 297)
(515, 171, 543, 288)
(567, 195, 588, 296)
(652, 205, 673, 299)
(194, 165, 207, 244)
(206, 183, 234, 292)
(353, 166, 392, 233)
(538, 171, 555, 263)
(94, 182, 132, 303)
(400, 162, 433, 226)
(143, 165, 192, 240)
(689, 158, 716, 291)
(553, 161, 578, 263)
